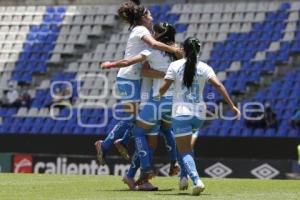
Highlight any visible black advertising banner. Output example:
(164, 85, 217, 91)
(25, 154, 294, 179)
(195, 159, 290, 179)
(0, 153, 12, 173)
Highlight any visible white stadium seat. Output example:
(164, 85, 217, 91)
(224, 3, 236, 13)
(288, 12, 299, 22)
(170, 4, 182, 14)
(241, 22, 252, 32)
(232, 13, 244, 22)
(256, 2, 269, 12)
(192, 4, 203, 13)
(212, 3, 224, 13)
(17, 107, 28, 117)
(244, 13, 255, 22)
(254, 52, 266, 61)
(254, 12, 265, 22)
(268, 2, 280, 11)
(291, 2, 300, 11)
(286, 22, 297, 32)
(282, 32, 294, 41)
(178, 14, 189, 24)
(268, 42, 280, 52)
(235, 2, 247, 12)
(28, 108, 39, 117)
(246, 2, 258, 12)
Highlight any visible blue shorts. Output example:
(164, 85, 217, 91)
(137, 96, 172, 134)
(147, 122, 174, 136)
(147, 122, 161, 136)
(116, 77, 141, 103)
(172, 115, 204, 137)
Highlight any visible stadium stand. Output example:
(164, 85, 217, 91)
(0, 1, 299, 138)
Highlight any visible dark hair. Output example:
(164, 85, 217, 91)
(183, 37, 202, 89)
(118, 1, 149, 29)
(153, 22, 177, 61)
(130, 0, 141, 5)
(153, 22, 176, 44)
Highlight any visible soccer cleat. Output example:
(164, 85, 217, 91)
(191, 179, 205, 196)
(168, 161, 180, 176)
(114, 139, 130, 161)
(94, 140, 106, 166)
(122, 175, 137, 190)
(179, 177, 189, 190)
(135, 169, 155, 186)
(137, 181, 158, 191)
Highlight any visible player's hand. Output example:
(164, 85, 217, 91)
(100, 61, 111, 69)
(231, 106, 241, 119)
(100, 61, 116, 69)
(174, 47, 184, 59)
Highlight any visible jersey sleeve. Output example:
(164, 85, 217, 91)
(203, 65, 217, 81)
(165, 63, 176, 80)
(135, 26, 151, 39)
(140, 49, 152, 57)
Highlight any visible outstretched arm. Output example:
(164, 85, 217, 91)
(142, 35, 183, 59)
(159, 79, 174, 97)
(209, 76, 241, 118)
(141, 62, 165, 79)
(100, 54, 146, 69)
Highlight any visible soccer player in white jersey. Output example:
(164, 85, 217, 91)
(101, 22, 180, 190)
(158, 37, 241, 195)
(97, 0, 182, 189)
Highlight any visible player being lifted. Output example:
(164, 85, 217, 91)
(95, 0, 182, 189)
(102, 22, 180, 190)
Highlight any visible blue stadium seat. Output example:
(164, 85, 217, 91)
(175, 24, 188, 33)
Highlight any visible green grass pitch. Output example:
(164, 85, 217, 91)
(0, 174, 299, 200)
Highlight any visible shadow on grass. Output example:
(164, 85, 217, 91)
(155, 193, 211, 196)
(98, 188, 174, 192)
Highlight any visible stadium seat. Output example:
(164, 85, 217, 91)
(0, 3, 298, 138)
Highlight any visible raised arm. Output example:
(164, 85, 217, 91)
(141, 62, 165, 79)
(100, 54, 147, 69)
(159, 79, 173, 97)
(142, 35, 183, 58)
(209, 76, 241, 118)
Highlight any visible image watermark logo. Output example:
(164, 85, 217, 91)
(49, 74, 266, 128)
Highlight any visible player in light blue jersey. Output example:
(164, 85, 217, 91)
(158, 37, 240, 195)
(122, 22, 180, 188)
(95, 0, 182, 181)
(101, 22, 180, 190)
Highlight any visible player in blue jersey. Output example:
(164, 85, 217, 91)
(158, 37, 240, 195)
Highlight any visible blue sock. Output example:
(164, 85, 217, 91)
(120, 124, 134, 148)
(101, 121, 132, 153)
(127, 150, 140, 178)
(148, 147, 155, 163)
(127, 144, 154, 178)
(181, 151, 200, 185)
(162, 128, 177, 162)
(133, 126, 151, 172)
(178, 151, 188, 178)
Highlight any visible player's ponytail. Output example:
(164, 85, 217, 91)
(118, 1, 149, 30)
(183, 37, 201, 89)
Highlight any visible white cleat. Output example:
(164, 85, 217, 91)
(179, 177, 189, 190)
(192, 179, 205, 196)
